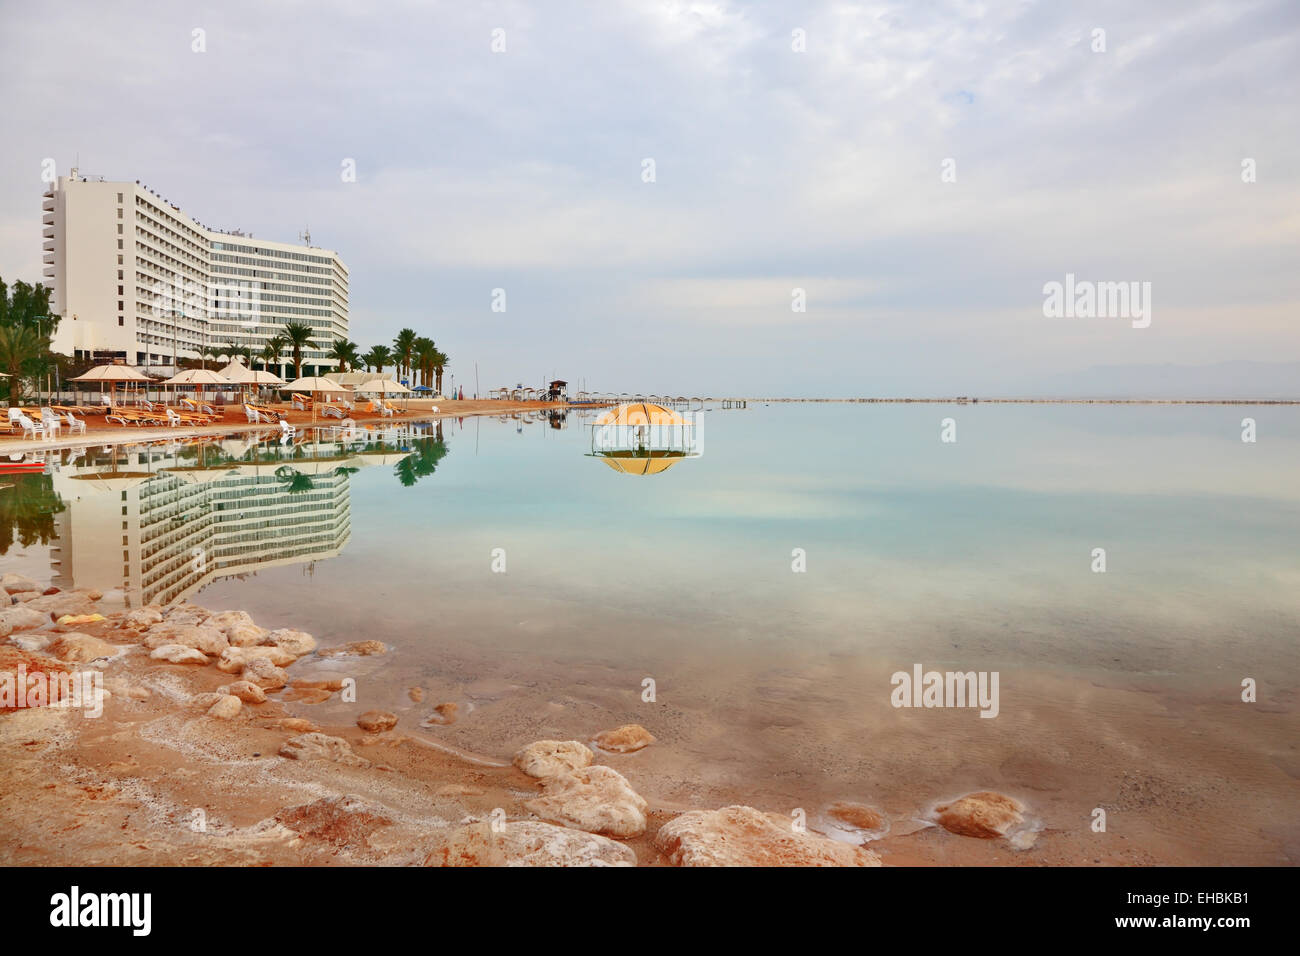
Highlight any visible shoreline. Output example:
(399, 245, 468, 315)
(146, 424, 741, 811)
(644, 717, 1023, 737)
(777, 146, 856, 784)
(714, 397, 1300, 404)
(0, 573, 1108, 867)
(0, 398, 571, 456)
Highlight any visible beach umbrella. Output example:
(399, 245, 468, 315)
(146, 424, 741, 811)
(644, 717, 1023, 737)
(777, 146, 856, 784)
(160, 367, 232, 412)
(356, 378, 412, 414)
(219, 361, 283, 402)
(69, 364, 152, 409)
(355, 378, 410, 395)
(284, 375, 348, 424)
(218, 360, 256, 383)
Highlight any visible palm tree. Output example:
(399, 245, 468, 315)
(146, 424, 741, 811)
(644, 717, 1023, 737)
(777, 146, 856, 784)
(392, 328, 417, 384)
(328, 339, 360, 373)
(0, 324, 46, 406)
(362, 345, 391, 375)
(431, 348, 449, 396)
(412, 336, 436, 389)
(222, 341, 252, 367)
(260, 335, 286, 376)
(282, 322, 316, 380)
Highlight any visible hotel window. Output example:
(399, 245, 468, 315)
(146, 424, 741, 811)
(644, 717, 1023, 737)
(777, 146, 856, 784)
(117, 240, 123, 249)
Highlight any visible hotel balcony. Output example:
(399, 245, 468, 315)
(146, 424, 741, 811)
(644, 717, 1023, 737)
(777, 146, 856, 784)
(42, 196, 54, 212)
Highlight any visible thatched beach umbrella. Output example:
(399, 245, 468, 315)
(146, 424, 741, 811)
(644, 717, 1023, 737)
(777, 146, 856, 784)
(160, 367, 232, 412)
(284, 375, 347, 424)
(69, 364, 152, 409)
(356, 378, 411, 413)
(219, 361, 283, 403)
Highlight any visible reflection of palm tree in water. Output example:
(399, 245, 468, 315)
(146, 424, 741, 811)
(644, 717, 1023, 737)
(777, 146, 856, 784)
(274, 465, 316, 495)
(394, 430, 450, 487)
(0, 473, 66, 555)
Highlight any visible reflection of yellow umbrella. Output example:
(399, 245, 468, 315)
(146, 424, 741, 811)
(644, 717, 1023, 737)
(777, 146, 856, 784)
(596, 451, 686, 476)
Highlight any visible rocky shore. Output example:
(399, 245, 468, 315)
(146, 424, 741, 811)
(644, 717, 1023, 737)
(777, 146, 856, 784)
(0, 571, 1049, 866)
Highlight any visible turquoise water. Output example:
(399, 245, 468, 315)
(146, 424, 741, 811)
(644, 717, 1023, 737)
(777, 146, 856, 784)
(3, 403, 1298, 862)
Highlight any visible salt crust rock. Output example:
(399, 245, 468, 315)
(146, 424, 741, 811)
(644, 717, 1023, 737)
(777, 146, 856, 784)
(149, 644, 208, 665)
(143, 623, 228, 656)
(356, 710, 398, 733)
(424, 820, 637, 867)
(592, 724, 655, 753)
(45, 633, 118, 663)
(525, 765, 648, 839)
(121, 606, 163, 629)
(219, 680, 267, 704)
(206, 695, 242, 719)
(240, 657, 289, 690)
(655, 805, 882, 867)
(0, 604, 52, 636)
(1, 572, 42, 595)
(513, 740, 593, 779)
(216, 645, 295, 672)
(264, 628, 316, 656)
(279, 732, 369, 767)
(933, 791, 1026, 839)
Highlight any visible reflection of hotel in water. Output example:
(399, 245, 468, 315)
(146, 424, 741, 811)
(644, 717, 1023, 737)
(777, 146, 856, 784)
(49, 446, 352, 605)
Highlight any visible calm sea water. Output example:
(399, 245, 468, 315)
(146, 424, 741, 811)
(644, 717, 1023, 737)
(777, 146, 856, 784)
(4, 403, 1298, 861)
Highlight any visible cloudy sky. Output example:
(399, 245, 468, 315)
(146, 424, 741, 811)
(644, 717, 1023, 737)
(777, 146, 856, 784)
(1, 0, 1296, 396)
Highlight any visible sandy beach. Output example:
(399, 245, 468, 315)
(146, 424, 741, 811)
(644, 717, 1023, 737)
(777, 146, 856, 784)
(0, 398, 568, 456)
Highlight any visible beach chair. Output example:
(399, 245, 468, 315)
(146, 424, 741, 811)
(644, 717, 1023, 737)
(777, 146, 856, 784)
(63, 411, 87, 436)
(279, 419, 295, 439)
(383, 400, 404, 416)
(181, 397, 218, 417)
(321, 403, 344, 419)
(17, 413, 46, 440)
(6, 408, 22, 433)
(165, 408, 184, 427)
(40, 408, 62, 439)
(292, 393, 311, 411)
(244, 404, 262, 424)
(106, 408, 149, 427)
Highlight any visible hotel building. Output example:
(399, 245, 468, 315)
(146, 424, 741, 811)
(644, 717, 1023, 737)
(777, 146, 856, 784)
(42, 170, 348, 376)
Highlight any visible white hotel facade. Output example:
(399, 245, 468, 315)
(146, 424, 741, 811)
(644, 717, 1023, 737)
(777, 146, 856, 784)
(42, 171, 349, 376)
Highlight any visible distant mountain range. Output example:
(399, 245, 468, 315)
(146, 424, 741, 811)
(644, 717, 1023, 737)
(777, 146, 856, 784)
(1031, 361, 1300, 399)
